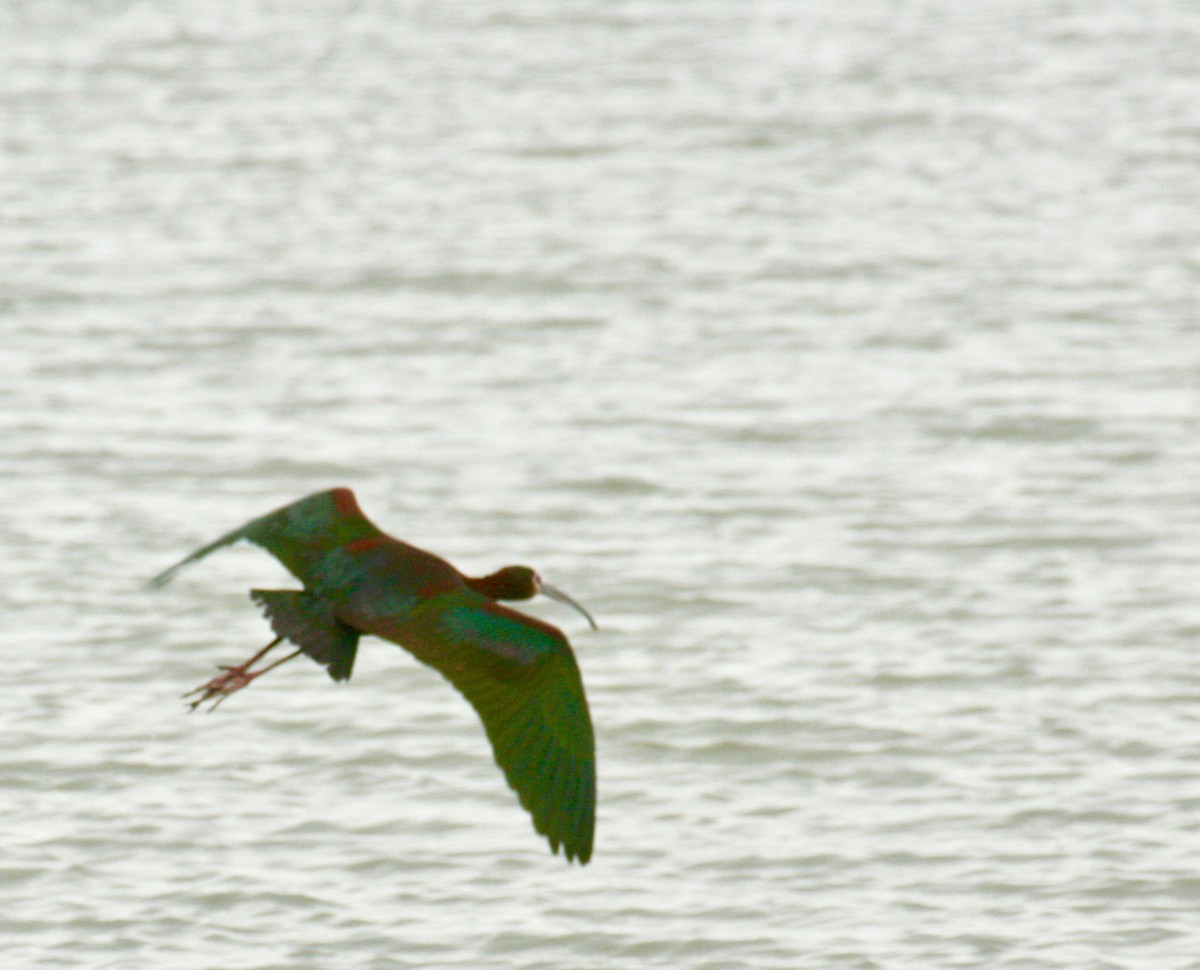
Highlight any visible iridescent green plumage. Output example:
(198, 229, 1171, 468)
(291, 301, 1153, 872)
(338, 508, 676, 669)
(152, 487, 596, 864)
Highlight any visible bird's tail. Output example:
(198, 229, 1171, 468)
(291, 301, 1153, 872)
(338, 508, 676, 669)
(250, 589, 360, 682)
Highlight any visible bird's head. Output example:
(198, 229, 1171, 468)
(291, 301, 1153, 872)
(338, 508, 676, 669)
(469, 565, 598, 630)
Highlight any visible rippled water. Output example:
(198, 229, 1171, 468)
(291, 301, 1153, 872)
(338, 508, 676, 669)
(4, 1, 1200, 967)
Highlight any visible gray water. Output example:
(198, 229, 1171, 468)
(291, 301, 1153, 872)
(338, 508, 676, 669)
(4, 1, 1200, 967)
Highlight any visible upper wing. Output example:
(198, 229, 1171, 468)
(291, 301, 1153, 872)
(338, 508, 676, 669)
(364, 597, 596, 864)
(150, 487, 382, 590)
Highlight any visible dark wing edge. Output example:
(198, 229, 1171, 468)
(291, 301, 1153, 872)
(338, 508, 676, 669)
(434, 638, 596, 864)
(148, 487, 376, 589)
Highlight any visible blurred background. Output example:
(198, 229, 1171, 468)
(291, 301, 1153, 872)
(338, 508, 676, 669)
(3, 1, 1199, 967)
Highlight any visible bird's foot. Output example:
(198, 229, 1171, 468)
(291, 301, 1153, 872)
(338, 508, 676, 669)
(183, 664, 261, 712)
(181, 639, 300, 713)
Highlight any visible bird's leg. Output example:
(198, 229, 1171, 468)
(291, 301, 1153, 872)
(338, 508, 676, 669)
(183, 636, 302, 712)
(226, 635, 284, 674)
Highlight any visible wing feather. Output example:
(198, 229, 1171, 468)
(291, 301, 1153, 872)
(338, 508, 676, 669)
(373, 600, 596, 863)
(150, 488, 381, 590)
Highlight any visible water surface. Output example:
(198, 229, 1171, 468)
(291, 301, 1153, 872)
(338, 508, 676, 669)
(3, 2, 1200, 967)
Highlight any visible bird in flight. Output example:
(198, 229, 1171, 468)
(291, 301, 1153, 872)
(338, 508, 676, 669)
(151, 487, 598, 864)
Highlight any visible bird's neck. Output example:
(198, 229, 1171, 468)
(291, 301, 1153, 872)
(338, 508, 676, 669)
(465, 572, 511, 601)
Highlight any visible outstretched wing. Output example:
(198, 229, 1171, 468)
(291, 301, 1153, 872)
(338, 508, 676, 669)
(150, 487, 382, 591)
(361, 597, 596, 864)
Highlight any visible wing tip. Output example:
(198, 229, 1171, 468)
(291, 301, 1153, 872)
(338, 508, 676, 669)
(147, 559, 188, 589)
(563, 840, 593, 865)
(146, 569, 174, 590)
(511, 767, 595, 865)
(536, 764, 595, 866)
(553, 822, 593, 864)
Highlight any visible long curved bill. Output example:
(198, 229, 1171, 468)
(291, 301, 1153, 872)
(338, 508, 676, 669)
(539, 581, 599, 630)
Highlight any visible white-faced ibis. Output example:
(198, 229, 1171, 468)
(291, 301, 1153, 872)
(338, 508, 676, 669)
(151, 487, 597, 864)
